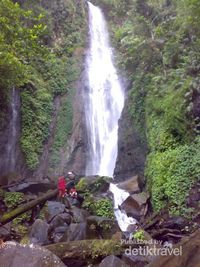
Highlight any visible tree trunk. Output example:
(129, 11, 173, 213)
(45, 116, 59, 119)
(0, 189, 58, 226)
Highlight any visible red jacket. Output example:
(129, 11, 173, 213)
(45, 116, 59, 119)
(58, 176, 66, 191)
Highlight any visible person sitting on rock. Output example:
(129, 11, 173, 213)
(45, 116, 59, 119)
(66, 171, 78, 198)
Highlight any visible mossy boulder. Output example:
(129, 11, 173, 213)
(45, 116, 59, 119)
(86, 215, 120, 239)
(76, 175, 112, 194)
(82, 196, 114, 219)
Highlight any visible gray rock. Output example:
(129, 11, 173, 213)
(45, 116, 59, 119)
(71, 206, 90, 223)
(148, 229, 200, 267)
(99, 255, 128, 267)
(54, 226, 69, 234)
(122, 254, 150, 267)
(114, 96, 147, 181)
(60, 223, 96, 242)
(121, 196, 141, 220)
(29, 219, 50, 245)
(121, 192, 149, 220)
(86, 216, 120, 239)
(50, 213, 72, 228)
(0, 241, 66, 267)
(67, 197, 80, 207)
(46, 201, 66, 221)
(0, 223, 11, 240)
(118, 176, 141, 194)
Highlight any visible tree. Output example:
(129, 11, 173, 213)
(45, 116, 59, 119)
(0, 0, 47, 89)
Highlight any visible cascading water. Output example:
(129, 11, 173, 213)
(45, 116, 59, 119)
(5, 87, 19, 172)
(85, 2, 136, 231)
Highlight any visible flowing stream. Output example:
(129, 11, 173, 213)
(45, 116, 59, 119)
(85, 2, 136, 231)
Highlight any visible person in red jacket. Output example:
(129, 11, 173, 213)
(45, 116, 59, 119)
(57, 176, 66, 201)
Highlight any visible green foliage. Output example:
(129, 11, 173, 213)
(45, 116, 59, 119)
(0, 0, 47, 89)
(146, 137, 200, 214)
(13, 211, 31, 225)
(83, 196, 114, 219)
(0, 0, 86, 171)
(20, 77, 53, 169)
(133, 229, 146, 241)
(4, 192, 25, 209)
(13, 224, 28, 237)
(94, 199, 114, 218)
(104, 0, 200, 216)
(76, 178, 87, 192)
(49, 92, 73, 169)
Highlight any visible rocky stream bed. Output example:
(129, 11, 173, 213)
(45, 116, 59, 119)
(0, 175, 200, 267)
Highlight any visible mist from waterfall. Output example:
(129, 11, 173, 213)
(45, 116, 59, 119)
(85, 2, 137, 231)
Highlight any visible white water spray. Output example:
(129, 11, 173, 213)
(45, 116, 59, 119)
(85, 2, 136, 231)
(6, 87, 19, 172)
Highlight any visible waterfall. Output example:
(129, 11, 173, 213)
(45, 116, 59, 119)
(85, 2, 124, 176)
(85, 2, 137, 231)
(6, 87, 19, 172)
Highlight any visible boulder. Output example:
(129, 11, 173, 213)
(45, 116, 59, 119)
(99, 255, 128, 267)
(48, 213, 72, 243)
(51, 226, 69, 243)
(86, 216, 121, 239)
(71, 206, 90, 223)
(117, 176, 141, 194)
(0, 223, 11, 240)
(130, 192, 149, 206)
(121, 192, 149, 220)
(76, 176, 111, 194)
(148, 229, 200, 267)
(0, 241, 66, 267)
(67, 197, 81, 208)
(122, 254, 150, 267)
(46, 201, 66, 222)
(29, 219, 50, 245)
(120, 197, 140, 220)
(160, 216, 187, 230)
(60, 222, 96, 242)
(50, 213, 72, 229)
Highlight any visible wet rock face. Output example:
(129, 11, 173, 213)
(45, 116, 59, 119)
(0, 242, 66, 267)
(114, 98, 147, 182)
(65, 71, 87, 175)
